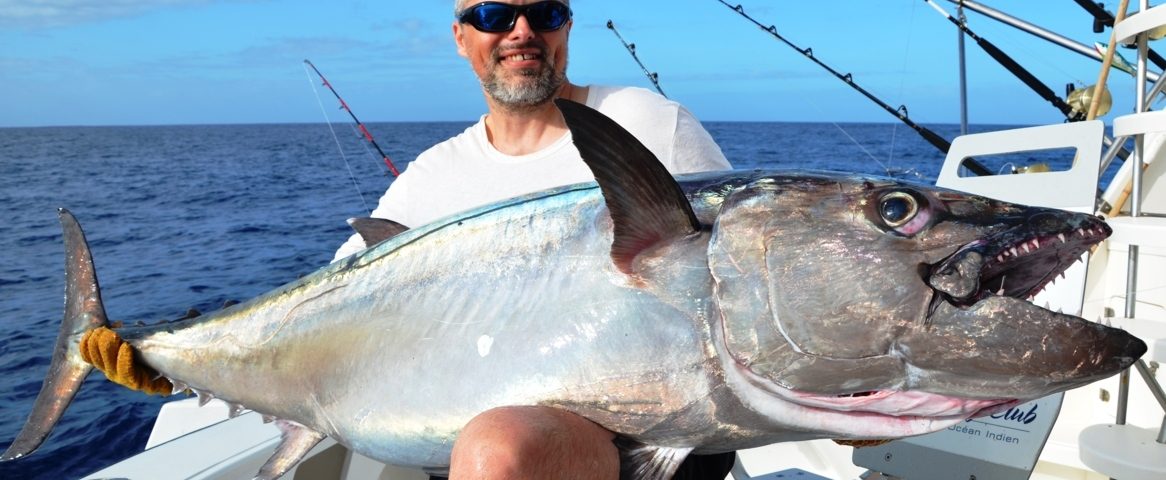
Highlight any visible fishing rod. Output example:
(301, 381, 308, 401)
(1070, 0, 1166, 70)
(944, 0, 1160, 82)
(715, 0, 993, 176)
(923, 0, 1083, 121)
(940, 0, 1136, 167)
(303, 59, 401, 177)
(606, 20, 667, 97)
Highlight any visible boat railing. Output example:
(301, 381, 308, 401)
(1078, 3, 1166, 479)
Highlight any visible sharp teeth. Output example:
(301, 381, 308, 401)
(1010, 247, 1019, 256)
(1022, 244, 1031, 254)
(997, 254, 1005, 262)
(1078, 228, 1087, 237)
(1058, 233, 1067, 243)
(1032, 240, 1041, 249)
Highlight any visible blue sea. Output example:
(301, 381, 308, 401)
(0, 120, 1100, 479)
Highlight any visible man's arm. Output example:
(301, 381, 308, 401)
(670, 105, 732, 173)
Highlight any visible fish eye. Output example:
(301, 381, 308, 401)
(879, 191, 918, 228)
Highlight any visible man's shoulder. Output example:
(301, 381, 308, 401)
(588, 85, 678, 113)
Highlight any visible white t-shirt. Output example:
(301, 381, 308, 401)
(333, 85, 730, 261)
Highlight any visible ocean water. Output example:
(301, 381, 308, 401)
(0, 120, 1088, 479)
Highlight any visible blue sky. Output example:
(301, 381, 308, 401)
(0, 1, 1149, 127)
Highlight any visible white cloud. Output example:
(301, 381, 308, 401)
(0, 0, 222, 28)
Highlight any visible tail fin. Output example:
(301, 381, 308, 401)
(1, 209, 109, 461)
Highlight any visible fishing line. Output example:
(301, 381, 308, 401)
(303, 62, 373, 215)
(888, 0, 922, 174)
(304, 60, 401, 178)
(343, 121, 392, 176)
(1089, 286, 1166, 316)
(827, 122, 894, 176)
(788, 91, 895, 174)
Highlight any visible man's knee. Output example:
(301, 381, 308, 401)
(450, 406, 618, 479)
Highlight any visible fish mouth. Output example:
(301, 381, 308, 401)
(732, 360, 1019, 435)
(787, 389, 1017, 419)
(929, 212, 1111, 307)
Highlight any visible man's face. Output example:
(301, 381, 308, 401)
(453, 0, 572, 110)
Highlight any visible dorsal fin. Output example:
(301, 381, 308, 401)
(554, 99, 699, 274)
(347, 217, 409, 248)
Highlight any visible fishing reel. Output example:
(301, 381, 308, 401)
(1066, 83, 1113, 119)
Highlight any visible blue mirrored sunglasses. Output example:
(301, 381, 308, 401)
(457, 1, 572, 33)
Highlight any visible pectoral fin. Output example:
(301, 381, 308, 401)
(615, 437, 693, 480)
(255, 420, 326, 480)
(555, 99, 700, 275)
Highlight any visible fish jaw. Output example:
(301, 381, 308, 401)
(898, 296, 1146, 399)
(928, 208, 1111, 305)
(901, 207, 1145, 399)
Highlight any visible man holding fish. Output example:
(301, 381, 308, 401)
(334, 1, 736, 478)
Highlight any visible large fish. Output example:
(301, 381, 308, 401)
(2, 100, 1146, 480)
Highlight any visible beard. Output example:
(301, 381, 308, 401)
(482, 42, 566, 110)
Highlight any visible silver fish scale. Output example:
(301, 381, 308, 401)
(126, 184, 729, 470)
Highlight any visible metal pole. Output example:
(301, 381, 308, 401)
(1152, 414, 1161, 445)
(1099, 75, 1166, 174)
(958, 4, 969, 135)
(1158, 415, 1166, 444)
(1134, 0, 1148, 220)
(1118, 0, 1150, 431)
(1133, 360, 1166, 411)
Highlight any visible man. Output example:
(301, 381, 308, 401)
(335, 1, 734, 478)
